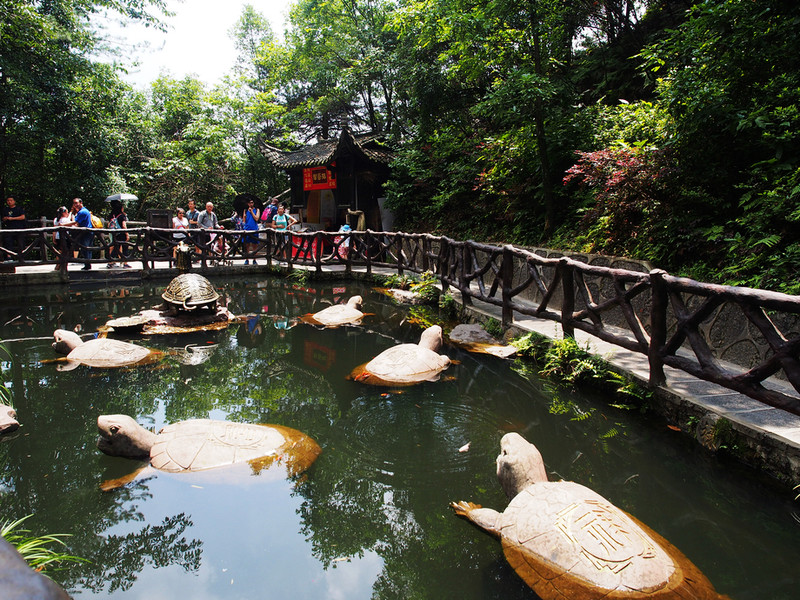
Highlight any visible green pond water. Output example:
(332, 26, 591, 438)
(0, 277, 798, 599)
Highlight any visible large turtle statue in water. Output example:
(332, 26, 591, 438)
(97, 414, 322, 490)
(162, 273, 220, 312)
(299, 295, 366, 328)
(451, 433, 729, 600)
(348, 325, 451, 386)
(50, 330, 164, 371)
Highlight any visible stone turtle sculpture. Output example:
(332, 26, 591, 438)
(0, 404, 19, 435)
(51, 330, 164, 371)
(161, 273, 220, 312)
(97, 414, 322, 490)
(299, 295, 366, 327)
(348, 325, 451, 386)
(451, 433, 729, 600)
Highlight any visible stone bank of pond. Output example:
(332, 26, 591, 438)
(0, 277, 798, 599)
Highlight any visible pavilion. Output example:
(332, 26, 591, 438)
(259, 128, 394, 232)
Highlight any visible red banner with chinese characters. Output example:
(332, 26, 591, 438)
(303, 165, 337, 190)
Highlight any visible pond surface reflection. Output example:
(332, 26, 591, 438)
(0, 276, 798, 599)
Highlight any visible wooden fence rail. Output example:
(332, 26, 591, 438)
(3, 226, 800, 415)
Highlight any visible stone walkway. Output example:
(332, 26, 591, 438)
(3, 258, 799, 487)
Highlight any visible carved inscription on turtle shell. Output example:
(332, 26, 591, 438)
(555, 499, 656, 573)
(208, 423, 281, 451)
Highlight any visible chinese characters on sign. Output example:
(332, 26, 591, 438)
(303, 166, 337, 191)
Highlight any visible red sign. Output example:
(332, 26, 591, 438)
(303, 166, 337, 190)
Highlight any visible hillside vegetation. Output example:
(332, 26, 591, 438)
(2, 0, 799, 292)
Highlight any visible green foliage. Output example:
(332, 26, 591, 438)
(1, 516, 87, 573)
(512, 335, 651, 409)
(437, 292, 462, 321)
(483, 318, 503, 340)
(287, 268, 310, 286)
(408, 271, 440, 302)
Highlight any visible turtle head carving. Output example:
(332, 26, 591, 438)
(496, 432, 549, 500)
(0, 404, 19, 435)
(418, 325, 444, 353)
(52, 330, 83, 355)
(346, 295, 363, 310)
(97, 414, 157, 460)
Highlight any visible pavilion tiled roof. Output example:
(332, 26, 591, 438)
(259, 129, 393, 170)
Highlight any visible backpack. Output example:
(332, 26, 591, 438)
(261, 204, 277, 223)
(90, 212, 103, 228)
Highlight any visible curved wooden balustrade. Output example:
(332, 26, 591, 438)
(4, 226, 800, 415)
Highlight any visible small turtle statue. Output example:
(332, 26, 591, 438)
(0, 404, 19, 435)
(451, 433, 730, 600)
(348, 325, 451, 386)
(299, 295, 366, 328)
(50, 330, 164, 371)
(97, 414, 322, 490)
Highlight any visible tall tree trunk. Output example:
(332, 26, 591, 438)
(531, 7, 554, 236)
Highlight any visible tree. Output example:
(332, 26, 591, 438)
(0, 0, 168, 215)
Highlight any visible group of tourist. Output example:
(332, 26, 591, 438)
(46, 197, 130, 270)
(174, 197, 297, 265)
(2, 194, 298, 267)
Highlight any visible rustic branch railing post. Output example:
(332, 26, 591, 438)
(38, 217, 47, 262)
(439, 237, 450, 294)
(58, 230, 69, 273)
(422, 235, 430, 272)
(460, 243, 473, 306)
(648, 269, 668, 386)
(560, 257, 575, 338)
(265, 230, 273, 268)
(343, 237, 352, 275)
(315, 231, 322, 273)
(364, 231, 373, 275)
(142, 228, 152, 276)
(501, 246, 514, 327)
(396, 234, 404, 276)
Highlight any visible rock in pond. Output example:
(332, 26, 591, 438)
(0, 537, 71, 600)
(447, 323, 517, 358)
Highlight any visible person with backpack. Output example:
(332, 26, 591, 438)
(260, 197, 279, 227)
(107, 201, 131, 268)
(71, 197, 94, 270)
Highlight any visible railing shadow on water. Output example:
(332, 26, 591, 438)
(4, 225, 800, 416)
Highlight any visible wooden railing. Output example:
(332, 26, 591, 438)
(4, 226, 800, 415)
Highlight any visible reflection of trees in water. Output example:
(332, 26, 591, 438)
(75, 513, 202, 593)
(1, 278, 542, 597)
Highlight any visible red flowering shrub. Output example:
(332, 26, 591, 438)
(562, 147, 676, 252)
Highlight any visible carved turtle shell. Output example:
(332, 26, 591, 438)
(349, 343, 451, 386)
(150, 420, 321, 477)
(106, 314, 149, 333)
(490, 481, 726, 600)
(161, 274, 220, 311)
(301, 295, 365, 327)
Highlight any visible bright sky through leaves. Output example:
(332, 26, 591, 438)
(109, 0, 289, 88)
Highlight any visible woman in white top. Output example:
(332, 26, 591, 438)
(53, 206, 72, 267)
(172, 207, 189, 259)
